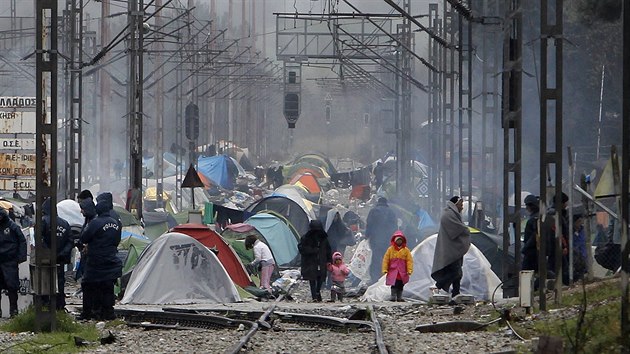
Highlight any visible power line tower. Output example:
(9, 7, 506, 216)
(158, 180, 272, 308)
(154, 0, 165, 209)
(63, 0, 83, 200)
(126, 0, 144, 219)
(481, 0, 503, 232)
(396, 0, 413, 197)
(502, 0, 522, 300)
(538, 0, 564, 307)
(34, 0, 59, 331)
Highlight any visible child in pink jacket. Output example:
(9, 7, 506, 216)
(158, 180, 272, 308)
(327, 252, 350, 302)
(382, 230, 413, 302)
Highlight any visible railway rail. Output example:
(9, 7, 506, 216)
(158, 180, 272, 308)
(115, 284, 391, 353)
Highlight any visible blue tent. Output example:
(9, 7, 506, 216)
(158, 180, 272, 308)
(246, 213, 299, 266)
(197, 155, 234, 190)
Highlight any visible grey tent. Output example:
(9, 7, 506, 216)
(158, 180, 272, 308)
(121, 232, 241, 304)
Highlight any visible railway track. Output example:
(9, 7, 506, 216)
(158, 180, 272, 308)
(115, 283, 391, 353)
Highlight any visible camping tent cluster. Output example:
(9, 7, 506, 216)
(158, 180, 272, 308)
(51, 150, 516, 306)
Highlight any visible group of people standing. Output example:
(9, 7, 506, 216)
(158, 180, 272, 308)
(0, 190, 122, 320)
(364, 195, 470, 303)
(521, 192, 588, 285)
(295, 194, 471, 303)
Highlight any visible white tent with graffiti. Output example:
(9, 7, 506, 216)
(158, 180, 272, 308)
(121, 232, 241, 305)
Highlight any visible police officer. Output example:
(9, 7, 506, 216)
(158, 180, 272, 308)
(79, 192, 122, 321)
(41, 198, 74, 310)
(0, 207, 27, 317)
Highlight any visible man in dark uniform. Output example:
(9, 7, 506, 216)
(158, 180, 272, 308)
(79, 193, 122, 320)
(521, 194, 540, 271)
(41, 198, 74, 310)
(0, 207, 27, 317)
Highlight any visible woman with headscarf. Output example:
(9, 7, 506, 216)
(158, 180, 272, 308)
(298, 220, 332, 302)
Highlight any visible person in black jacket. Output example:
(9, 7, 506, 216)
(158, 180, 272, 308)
(365, 197, 398, 285)
(41, 198, 73, 310)
(298, 220, 332, 302)
(79, 193, 122, 320)
(521, 194, 540, 272)
(0, 208, 27, 317)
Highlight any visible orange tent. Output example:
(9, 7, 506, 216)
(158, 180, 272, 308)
(289, 173, 321, 194)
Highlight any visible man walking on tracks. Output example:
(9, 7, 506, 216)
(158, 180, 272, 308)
(431, 196, 470, 301)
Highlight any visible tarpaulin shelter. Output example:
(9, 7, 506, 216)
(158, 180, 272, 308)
(245, 195, 312, 237)
(121, 232, 241, 305)
(171, 223, 253, 288)
(362, 234, 502, 302)
(197, 155, 237, 190)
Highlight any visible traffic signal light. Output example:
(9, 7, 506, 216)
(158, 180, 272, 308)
(185, 103, 199, 140)
(283, 93, 299, 128)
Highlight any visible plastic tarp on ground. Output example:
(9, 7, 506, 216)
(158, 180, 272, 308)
(197, 155, 234, 190)
(245, 213, 300, 267)
(245, 195, 311, 237)
(362, 234, 502, 302)
(121, 232, 241, 305)
(170, 223, 253, 288)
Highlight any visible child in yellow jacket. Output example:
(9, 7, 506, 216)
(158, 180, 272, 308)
(382, 230, 413, 301)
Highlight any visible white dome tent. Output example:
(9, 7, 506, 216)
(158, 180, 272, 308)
(362, 234, 503, 302)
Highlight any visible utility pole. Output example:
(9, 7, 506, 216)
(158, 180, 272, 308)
(442, 3, 456, 199)
(99, 0, 111, 191)
(428, 3, 442, 217)
(65, 0, 83, 200)
(126, 0, 144, 219)
(620, 0, 629, 347)
(481, 0, 502, 232)
(502, 0, 522, 300)
(457, 1, 473, 219)
(396, 0, 412, 198)
(35, 0, 58, 331)
(539, 0, 563, 306)
(155, 0, 165, 209)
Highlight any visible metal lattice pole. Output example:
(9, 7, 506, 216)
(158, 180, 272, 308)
(502, 0, 522, 300)
(35, 0, 58, 331)
(65, 0, 83, 200)
(481, 0, 502, 234)
(539, 0, 563, 308)
(126, 0, 144, 219)
(620, 0, 630, 348)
